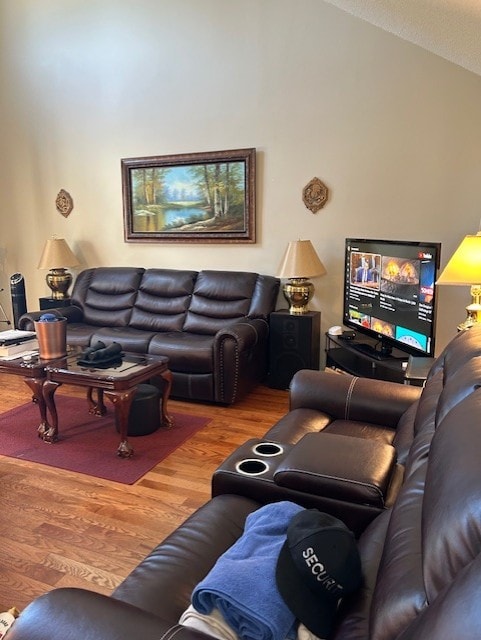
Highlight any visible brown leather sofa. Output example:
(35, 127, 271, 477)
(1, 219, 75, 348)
(9, 327, 481, 640)
(19, 267, 279, 404)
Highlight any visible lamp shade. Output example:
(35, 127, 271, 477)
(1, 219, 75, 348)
(276, 240, 327, 279)
(436, 233, 481, 285)
(37, 237, 80, 270)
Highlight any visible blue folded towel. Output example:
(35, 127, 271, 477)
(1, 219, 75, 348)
(192, 501, 304, 640)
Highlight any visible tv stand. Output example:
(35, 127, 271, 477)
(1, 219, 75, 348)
(325, 333, 410, 383)
(348, 338, 404, 361)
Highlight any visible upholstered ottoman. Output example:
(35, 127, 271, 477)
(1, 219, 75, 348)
(120, 383, 161, 436)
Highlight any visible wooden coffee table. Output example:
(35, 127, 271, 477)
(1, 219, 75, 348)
(0, 354, 50, 429)
(41, 351, 173, 458)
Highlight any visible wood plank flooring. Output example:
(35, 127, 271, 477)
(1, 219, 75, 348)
(0, 373, 289, 611)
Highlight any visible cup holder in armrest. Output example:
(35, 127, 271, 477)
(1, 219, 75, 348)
(252, 442, 284, 457)
(212, 439, 290, 486)
(235, 458, 270, 476)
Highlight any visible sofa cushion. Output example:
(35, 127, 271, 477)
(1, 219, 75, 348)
(148, 332, 215, 373)
(264, 408, 332, 444)
(76, 267, 145, 327)
(249, 274, 282, 319)
(130, 269, 197, 332)
(264, 411, 395, 448)
(65, 324, 156, 353)
(65, 323, 99, 347)
(184, 271, 258, 335)
(274, 433, 397, 508)
(364, 360, 449, 640)
(436, 354, 481, 425)
(89, 327, 156, 353)
(324, 419, 395, 446)
(112, 494, 260, 620)
(369, 441, 429, 640)
(423, 389, 481, 601)
(389, 553, 481, 640)
(333, 510, 392, 640)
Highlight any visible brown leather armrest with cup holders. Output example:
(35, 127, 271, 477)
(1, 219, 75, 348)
(274, 432, 401, 508)
(211, 433, 404, 536)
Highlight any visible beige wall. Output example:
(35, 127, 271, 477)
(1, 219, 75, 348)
(2, 0, 481, 355)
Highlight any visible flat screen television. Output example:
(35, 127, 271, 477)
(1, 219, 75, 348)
(343, 238, 441, 358)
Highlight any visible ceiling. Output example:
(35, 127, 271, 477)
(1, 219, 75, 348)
(324, 0, 481, 77)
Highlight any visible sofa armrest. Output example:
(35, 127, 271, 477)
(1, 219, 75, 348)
(274, 432, 398, 508)
(215, 318, 268, 350)
(18, 306, 84, 331)
(213, 318, 269, 403)
(289, 370, 422, 429)
(8, 588, 209, 640)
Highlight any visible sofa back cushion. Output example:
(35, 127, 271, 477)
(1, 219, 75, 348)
(72, 267, 144, 327)
(183, 271, 260, 335)
(380, 388, 481, 640)
(422, 389, 481, 601)
(434, 332, 481, 424)
(130, 269, 197, 332)
(249, 274, 281, 319)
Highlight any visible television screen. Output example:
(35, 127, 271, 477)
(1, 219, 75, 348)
(343, 238, 441, 358)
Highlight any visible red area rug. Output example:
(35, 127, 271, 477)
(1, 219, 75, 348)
(0, 395, 210, 484)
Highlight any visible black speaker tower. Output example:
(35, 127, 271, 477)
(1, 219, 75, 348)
(267, 310, 320, 390)
(10, 273, 27, 329)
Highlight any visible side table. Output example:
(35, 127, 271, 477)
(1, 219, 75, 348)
(404, 355, 435, 386)
(39, 297, 71, 311)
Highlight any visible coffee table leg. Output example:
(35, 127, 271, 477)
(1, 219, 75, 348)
(40, 379, 61, 443)
(87, 387, 107, 416)
(23, 376, 50, 440)
(104, 388, 135, 458)
(151, 369, 174, 429)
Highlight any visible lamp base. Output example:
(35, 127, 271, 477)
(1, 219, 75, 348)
(457, 304, 481, 331)
(282, 278, 314, 315)
(457, 285, 481, 331)
(46, 268, 72, 300)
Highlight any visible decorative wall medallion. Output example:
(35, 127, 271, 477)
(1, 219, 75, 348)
(302, 177, 328, 213)
(56, 189, 74, 218)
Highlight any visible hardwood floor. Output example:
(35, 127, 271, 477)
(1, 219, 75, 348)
(0, 373, 289, 612)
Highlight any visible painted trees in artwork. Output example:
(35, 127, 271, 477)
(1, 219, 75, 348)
(131, 161, 245, 231)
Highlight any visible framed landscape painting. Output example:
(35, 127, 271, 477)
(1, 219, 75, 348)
(122, 148, 256, 243)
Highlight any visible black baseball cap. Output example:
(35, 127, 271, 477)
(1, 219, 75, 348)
(276, 510, 362, 638)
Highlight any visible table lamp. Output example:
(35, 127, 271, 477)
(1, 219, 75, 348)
(37, 237, 80, 300)
(276, 239, 327, 314)
(436, 231, 481, 331)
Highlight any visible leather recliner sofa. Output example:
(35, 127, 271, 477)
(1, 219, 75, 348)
(9, 327, 481, 640)
(19, 267, 280, 404)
